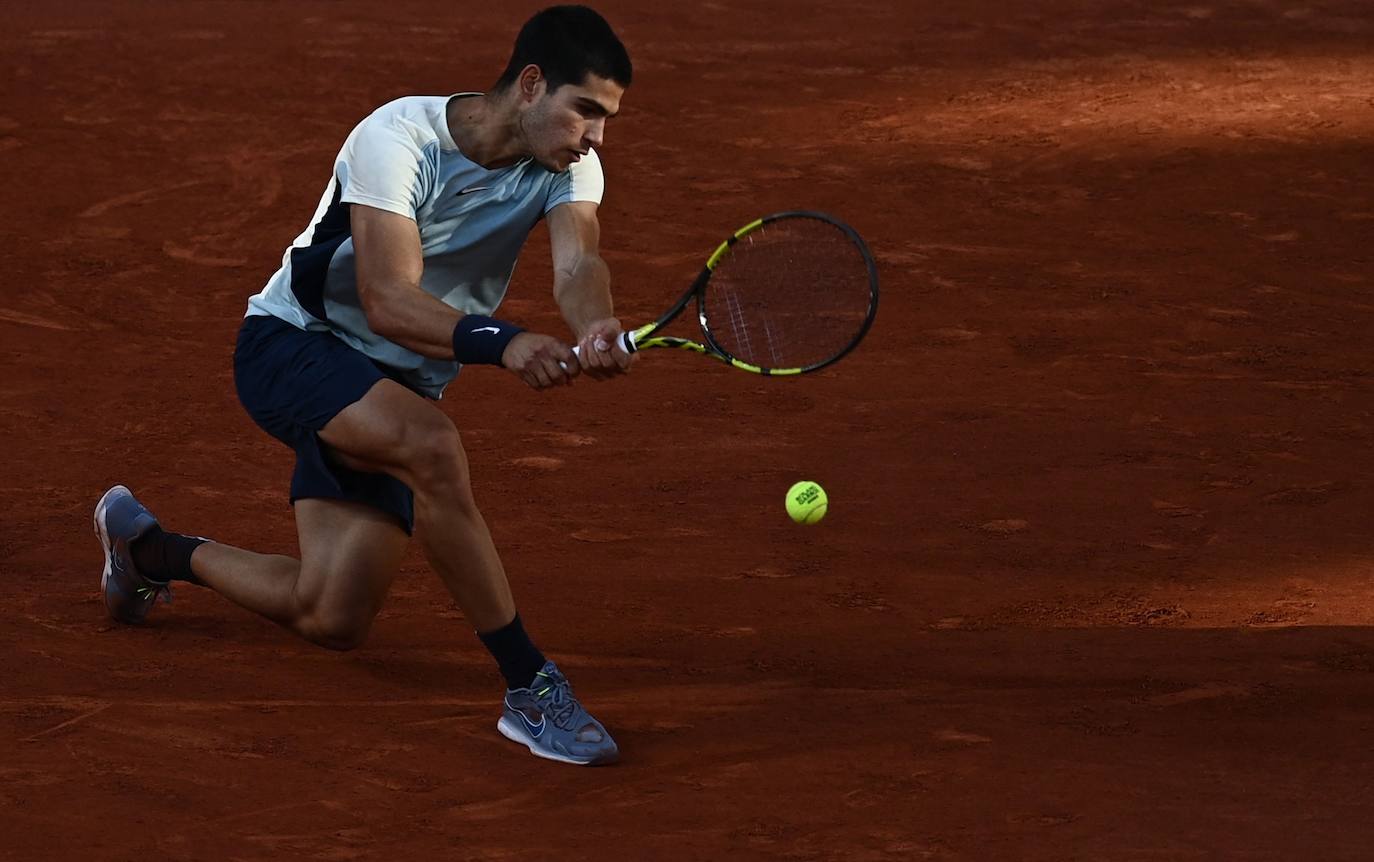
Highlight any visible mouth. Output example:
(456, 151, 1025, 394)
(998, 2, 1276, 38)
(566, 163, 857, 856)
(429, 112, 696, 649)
(569, 149, 587, 163)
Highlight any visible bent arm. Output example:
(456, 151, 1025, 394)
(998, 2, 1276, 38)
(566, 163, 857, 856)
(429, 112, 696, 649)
(548, 201, 615, 340)
(351, 203, 465, 359)
(548, 202, 632, 375)
(352, 203, 574, 386)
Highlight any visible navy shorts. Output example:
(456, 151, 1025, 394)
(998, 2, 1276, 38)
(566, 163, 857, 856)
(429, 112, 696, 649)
(233, 314, 417, 534)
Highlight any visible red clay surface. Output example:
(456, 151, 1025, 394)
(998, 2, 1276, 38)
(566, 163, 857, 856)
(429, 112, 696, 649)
(4, 1, 1374, 859)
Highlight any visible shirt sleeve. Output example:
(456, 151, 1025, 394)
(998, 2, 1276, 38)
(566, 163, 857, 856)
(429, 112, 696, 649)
(336, 113, 434, 219)
(544, 147, 605, 214)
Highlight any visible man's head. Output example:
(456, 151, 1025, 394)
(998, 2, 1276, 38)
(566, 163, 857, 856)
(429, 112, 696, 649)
(495, 5, 632, 95)
(495, 6, 632, 172)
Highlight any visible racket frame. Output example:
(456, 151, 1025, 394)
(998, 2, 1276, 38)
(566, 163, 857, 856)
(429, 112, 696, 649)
(621, 210, 879, 375)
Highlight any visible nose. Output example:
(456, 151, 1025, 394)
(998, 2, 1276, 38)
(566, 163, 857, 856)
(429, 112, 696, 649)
(584, 118, 605, 148)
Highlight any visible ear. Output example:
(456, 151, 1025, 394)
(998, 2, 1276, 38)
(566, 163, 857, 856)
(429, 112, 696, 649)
(517, 64, 546, 103)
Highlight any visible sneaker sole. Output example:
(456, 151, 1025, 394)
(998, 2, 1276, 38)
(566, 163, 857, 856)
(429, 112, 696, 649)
(94, 484, 157, 625)
(497, 715, 618, 766)
(93, 485, 128, 599)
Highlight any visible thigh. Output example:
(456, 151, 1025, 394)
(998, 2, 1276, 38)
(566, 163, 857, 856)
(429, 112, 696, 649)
(234, 315, 420, 533)
(292, 497, 410, 624)
(318, 377, 469, 485)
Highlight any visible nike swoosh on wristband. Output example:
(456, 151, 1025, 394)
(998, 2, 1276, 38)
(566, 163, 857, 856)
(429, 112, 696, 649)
(471, 326, 501, 335)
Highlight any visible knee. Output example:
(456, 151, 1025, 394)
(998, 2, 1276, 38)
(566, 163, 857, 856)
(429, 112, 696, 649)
(400, 423, 472, 498)
(298, 612, 373, 652)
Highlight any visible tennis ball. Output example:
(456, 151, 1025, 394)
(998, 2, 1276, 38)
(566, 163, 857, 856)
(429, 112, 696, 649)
(786, 480, 828, 525)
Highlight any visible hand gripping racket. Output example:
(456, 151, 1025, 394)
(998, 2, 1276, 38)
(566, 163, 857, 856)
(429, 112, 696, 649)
(574, 211, 879, 375)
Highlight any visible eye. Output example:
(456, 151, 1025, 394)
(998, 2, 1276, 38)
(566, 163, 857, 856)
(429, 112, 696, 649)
(575, 101, 605, 119)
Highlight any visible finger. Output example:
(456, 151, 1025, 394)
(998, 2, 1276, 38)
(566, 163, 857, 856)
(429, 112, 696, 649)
(576, 336, 610, 377)
(542, 356, 572, 386)
(558, 356, 579, 379)
(580, 336, 600, 370)
(581, 343, 607, 375)
(591, 335, 621, 373)
(555, 348, 578, 382)
(528, 362, 554, 389)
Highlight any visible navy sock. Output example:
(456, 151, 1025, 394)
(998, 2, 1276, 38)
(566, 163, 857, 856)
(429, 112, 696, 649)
(477, 614, 547, 690)
(130, 525, 207, 584)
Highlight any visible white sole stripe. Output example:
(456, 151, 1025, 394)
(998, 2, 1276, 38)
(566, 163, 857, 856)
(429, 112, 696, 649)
(496, 715, 596, 766)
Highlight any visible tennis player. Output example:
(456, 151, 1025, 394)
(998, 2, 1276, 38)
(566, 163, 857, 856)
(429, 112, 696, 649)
(95, 5, 632, 766)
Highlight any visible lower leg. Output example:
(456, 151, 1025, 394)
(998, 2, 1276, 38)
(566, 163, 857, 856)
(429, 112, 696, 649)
(414, 487, 516, 632)
(130, 525, 305, 623)
(413, 486, 546, 689)
(136, 502, 402, 651)
(189, 542, 305, 627)
(309, 385, 544, 682)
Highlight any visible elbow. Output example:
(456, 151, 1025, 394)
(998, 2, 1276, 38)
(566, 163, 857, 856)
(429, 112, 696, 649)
(359, 290, 402, 340)
(551, 275, 574, 305)
(551, 262, 579, 295)
(553, 254, 607, 299)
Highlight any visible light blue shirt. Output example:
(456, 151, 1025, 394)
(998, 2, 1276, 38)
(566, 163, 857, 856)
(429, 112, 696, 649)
(246, 94, 605, 398)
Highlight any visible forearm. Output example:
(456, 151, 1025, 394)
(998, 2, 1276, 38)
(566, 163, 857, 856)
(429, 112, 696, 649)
(349, 204, 449, 357)
(364, 283, 468, 359)
(553, 254, 614, 340)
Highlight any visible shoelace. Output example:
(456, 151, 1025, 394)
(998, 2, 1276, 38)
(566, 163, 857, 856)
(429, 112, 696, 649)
(533, 670, 582, 729)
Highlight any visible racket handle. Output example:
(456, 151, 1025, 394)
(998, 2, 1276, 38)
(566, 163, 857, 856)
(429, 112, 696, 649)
(561, 330, 636, 370)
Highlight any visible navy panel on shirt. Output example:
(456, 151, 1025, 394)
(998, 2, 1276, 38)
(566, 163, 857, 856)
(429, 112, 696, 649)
(288, 183, 351, 323)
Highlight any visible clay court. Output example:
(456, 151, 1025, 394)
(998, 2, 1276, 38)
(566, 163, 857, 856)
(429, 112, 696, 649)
(4, 0, 1374, 858)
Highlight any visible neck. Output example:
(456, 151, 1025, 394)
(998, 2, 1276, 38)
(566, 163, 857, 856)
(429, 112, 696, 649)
(447, 91, 528, 169)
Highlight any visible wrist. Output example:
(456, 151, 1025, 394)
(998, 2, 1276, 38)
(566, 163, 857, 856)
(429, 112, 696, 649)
(451, 315, 524, 366)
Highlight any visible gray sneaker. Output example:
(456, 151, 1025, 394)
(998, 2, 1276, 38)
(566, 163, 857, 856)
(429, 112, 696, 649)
(94, 485, 171, 624)
(497, 661, 619, 765)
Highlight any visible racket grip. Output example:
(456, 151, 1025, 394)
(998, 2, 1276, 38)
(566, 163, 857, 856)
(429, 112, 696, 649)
(561, 331, 636, 370)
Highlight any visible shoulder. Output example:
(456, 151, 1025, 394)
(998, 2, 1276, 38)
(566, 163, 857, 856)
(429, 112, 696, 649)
(569, 147, 603, 179)
(542, 147, 604, 207)
(349, 96, 449, 157)
(336, 97, 451, 212)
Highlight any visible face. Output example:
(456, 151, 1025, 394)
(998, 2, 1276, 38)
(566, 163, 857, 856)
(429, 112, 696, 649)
(517, 67, 624, 172)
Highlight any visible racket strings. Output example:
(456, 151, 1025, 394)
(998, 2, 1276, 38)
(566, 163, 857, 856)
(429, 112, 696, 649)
(703, 218, 874, 370)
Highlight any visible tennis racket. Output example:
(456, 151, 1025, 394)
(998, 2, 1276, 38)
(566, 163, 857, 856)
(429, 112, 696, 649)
(574, 210, 879, 375)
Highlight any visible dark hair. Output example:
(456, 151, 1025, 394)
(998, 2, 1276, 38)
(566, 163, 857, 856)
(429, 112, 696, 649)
(493, 6, 632, 93)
